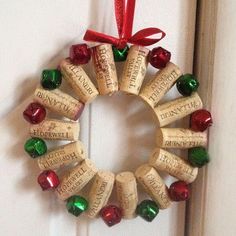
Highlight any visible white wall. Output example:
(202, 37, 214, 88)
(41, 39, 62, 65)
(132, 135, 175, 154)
(0, 1, 197, 235)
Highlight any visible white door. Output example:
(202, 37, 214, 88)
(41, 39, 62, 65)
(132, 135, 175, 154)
(0, 1, 202, 236)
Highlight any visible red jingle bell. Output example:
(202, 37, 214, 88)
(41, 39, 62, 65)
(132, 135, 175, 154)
(37, 170, 60, 191)
(100, 205, 122, 227)
(69, 43, 91, 65)
(168, 181, 190, 202)
(23, 102, 46, 124)
(149, 47, 171, 69)
(190, 109, 213, 132)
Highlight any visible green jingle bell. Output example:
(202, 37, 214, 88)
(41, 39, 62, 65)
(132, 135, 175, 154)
(188, 147, 210, 167)
(41, 69, 62, 90)
(112, 45, 129, 62)
(136, 200, 159, 222)
(66, 195, 88, 217)
(176, 74, 199, 96)
(24, 137, 47, 158)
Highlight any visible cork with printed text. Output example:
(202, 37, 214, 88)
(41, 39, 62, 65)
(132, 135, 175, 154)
(149, 148, 198, 183)
(154, 93, 203, 127)
(156, 128, 208, 149)
(56, 159, 98, 200)
(60, 59, 98, 103)
(135, 164, 171, 209)
(30, 118, 80, 141)
(87, 171, 115, 218)
(140, 62, 182, 107)
(34, 88, 84, 121)
(38, 141, 87, 170)
(120, 45, 149, 95)
(92, 44, 118, 95)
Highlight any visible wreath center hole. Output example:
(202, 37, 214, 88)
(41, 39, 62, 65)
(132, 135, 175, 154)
(85, 91, 157, 173)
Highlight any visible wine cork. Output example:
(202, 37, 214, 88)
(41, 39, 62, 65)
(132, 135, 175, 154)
(60, 59, 99, 103)
(149, 148, 198, 183)
(154, 93, 203, 127)
(56, 159, 98, 200)
(140, 62, 182, 107)
(120, 45, 149, 95)
(135, 164, 171, 209)
(87, 171, 115, 218)
(38, 141, 87, 170)
(92, 44, 118, 95)
(34, 88, 84, 121)
(29, 118, 80, 141)
(156, 128, 208, 149)
(116, 172, 138, 219)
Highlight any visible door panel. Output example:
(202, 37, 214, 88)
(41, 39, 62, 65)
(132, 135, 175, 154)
(0, 1, 197, 235)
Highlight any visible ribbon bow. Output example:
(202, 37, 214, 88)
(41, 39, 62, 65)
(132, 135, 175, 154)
(83, 0, 166, 49)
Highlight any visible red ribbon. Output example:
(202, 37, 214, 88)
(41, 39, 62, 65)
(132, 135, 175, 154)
(83, 0, 166, 49)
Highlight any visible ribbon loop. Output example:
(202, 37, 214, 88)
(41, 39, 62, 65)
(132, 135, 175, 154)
(83, 0, 165, 48)
(129, 28, 166, 46)
(114, 0, 125, 38)
(84, 30, 119, 46)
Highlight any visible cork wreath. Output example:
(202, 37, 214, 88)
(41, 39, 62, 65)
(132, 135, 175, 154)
(22, 0, 213, 227)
